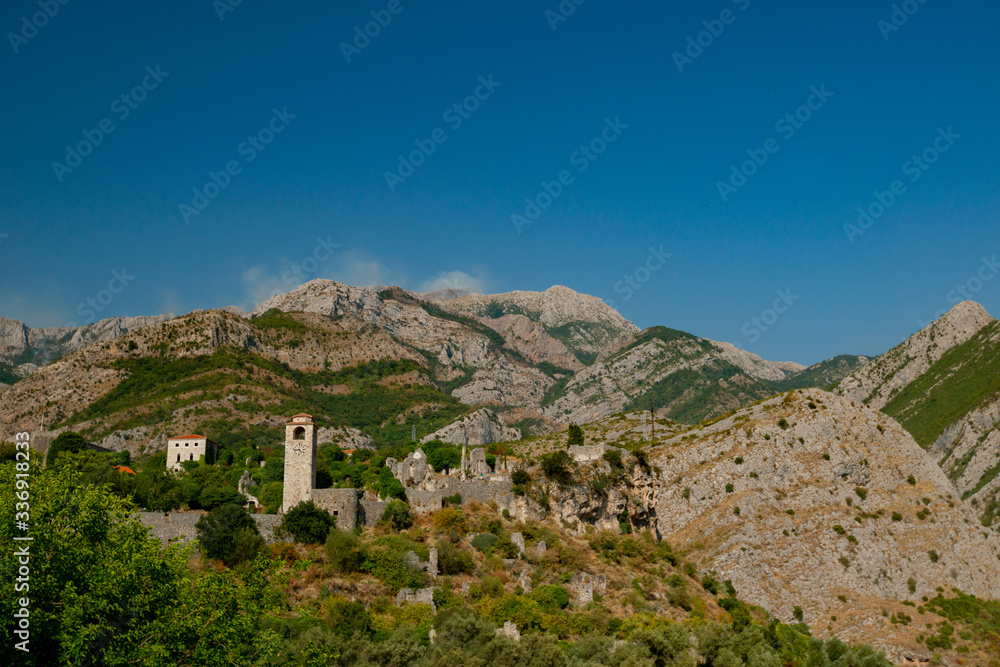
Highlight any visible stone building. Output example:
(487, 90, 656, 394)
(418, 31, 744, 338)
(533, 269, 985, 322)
(279, 413, 388, 528)
(282, 414, 317, 513)
(386, 448, 429, 486)
(166, 434, 218, 471)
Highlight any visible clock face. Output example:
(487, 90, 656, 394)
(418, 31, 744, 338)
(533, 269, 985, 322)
(292, 444, 305, 454)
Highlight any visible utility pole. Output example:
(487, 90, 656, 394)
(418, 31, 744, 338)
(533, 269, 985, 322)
(650, 401, 655, 444)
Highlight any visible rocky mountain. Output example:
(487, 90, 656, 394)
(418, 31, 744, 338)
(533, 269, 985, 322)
(427, 285, 640, 365)
(0, 279, 876, 456)
(419, 408, 522, 447)
(0, 313, 173, 380)
(518, 389, 1000, 663)
(836, 302, 1000, 527)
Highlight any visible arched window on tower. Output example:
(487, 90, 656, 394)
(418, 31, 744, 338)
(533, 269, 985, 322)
(293, 426, 306, 440)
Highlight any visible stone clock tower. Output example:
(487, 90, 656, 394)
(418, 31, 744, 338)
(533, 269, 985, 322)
(282, 413, 317, 513)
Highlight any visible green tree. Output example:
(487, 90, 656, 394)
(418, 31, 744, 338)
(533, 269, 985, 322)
(540, 450, 575, 485)
(380, 500, 412, 531)
(567, 424, 584, 447)
(45, 430, 89, 467)
(281, 501, 336, 544)
(326, 529, 366, 573)
(0, 463, 190, 666)
(195, 503, 264, 567)
(377, 466, 406, 500)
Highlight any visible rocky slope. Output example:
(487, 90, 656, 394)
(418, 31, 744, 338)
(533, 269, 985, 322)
(419, 408, 522, 447)
(516, 390, 1000, 663)
(0, 314, 173, 375)
(837, 302, 1000, 522)
(837, 301, 992, 410)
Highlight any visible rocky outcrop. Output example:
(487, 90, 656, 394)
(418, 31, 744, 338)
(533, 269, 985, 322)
(525, 390, 1000, 659)
(477, 314, 583, 371)
(316, 427, 376, 451)
(837, 301, 993, 409)
(0, 314, 173, 373)
(420, 408, 522, 446)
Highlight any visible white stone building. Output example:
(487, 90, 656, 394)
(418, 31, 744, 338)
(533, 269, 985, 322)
(166, 434, 218, 471)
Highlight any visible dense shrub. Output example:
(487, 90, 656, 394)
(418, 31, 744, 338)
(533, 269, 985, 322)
(532, 585, 570, 612)
(432, 507, 466, 534)
(567, 424, 584, 446)
(326, 529, 366, 573)
(437, 541, 474, 575)
(540, 450, 574, 485)
(195, 503, 264, 567)
(380, 500, 412, 530)
(281, 501, 336, 544)
(471, 533, 498, 552)
(46, 431, 89, 467)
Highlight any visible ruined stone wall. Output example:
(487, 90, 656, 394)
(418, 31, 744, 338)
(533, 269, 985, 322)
(311, 488, 360, 531)
(139, 512, 284, 546)
(359, 499, 389, 527)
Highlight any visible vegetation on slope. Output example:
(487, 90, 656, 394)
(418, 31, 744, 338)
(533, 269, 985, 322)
(883, 321, 1000, 448)
(55, 350, 468, 445)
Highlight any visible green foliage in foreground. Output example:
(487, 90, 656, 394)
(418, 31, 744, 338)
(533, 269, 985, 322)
(0, 463, 283, 666)
(0, 463, 898, 667)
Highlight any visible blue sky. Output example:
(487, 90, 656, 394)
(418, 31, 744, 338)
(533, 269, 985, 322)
(1, 0, 998, 365)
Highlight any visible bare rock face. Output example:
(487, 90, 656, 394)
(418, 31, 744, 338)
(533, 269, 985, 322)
(478, 314, 583, 371)
(97, 427, 167, 458)
(438, 285, 640, 362)
(713, 341, 805, 382)
(420, 408, 522, 446)
(0, 314, 173, 371)
(316, 427, 376, 451)
(837, 301, 993, 409)
(529, 390, 1000, 660)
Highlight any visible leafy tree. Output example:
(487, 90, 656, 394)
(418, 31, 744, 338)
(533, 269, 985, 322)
(380, 500, 412, 530)
(326, 529, 366, 573)
(540, 450, 575, 485)
(196, 503, 264, 567)
(377, 466, 406, 500)
(45, 430, 89, 467)
(567, 424, 584, 447)
(281, 501, 336, 544)
(437, 541, 474, 575)
(0, 463, 190, 666)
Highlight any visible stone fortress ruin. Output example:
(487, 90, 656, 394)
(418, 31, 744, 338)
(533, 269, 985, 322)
(280, 414, 518, 527)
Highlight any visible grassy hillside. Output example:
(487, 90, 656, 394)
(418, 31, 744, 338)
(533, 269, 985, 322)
(883, 321, 1000, 448)
(55, 348, 469, 446)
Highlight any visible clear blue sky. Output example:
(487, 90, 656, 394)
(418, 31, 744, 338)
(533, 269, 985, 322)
(2, 1, 998, 364)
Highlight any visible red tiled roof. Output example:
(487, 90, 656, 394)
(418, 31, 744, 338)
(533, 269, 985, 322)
(290, 413, 313, 418)
(114, 466, 136, 475)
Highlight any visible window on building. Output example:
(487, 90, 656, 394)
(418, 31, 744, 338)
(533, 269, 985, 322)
(176, 454, 180, 462)
(293, 427, 306, 440)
